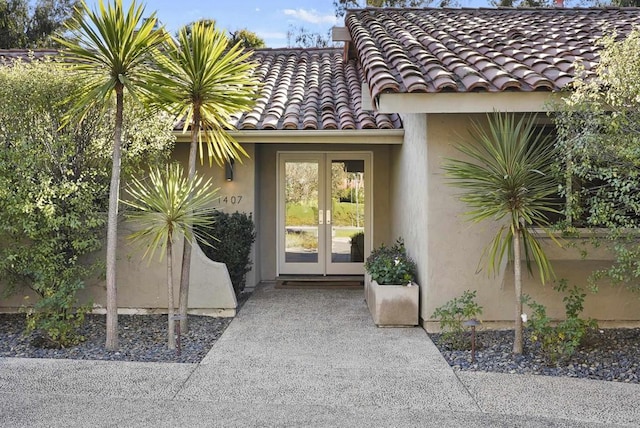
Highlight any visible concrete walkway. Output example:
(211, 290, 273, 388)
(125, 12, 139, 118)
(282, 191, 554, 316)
(1, 284, 639, 427)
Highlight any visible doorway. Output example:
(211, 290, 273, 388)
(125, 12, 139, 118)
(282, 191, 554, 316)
(277, 152, 372, 276)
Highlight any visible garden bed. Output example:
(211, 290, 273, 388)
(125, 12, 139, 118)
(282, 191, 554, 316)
(0, 292, 251, 364)
(430, 328, 640, 383)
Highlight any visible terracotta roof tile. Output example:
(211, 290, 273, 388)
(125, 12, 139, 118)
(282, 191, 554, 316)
(1, 47, 402, 132)
(346, 8, 640, 101)
(235, 48, 400, 131)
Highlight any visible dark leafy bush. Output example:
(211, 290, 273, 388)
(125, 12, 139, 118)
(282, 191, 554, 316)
(197, 211, 256, 296)
(365, 238, 417, 285)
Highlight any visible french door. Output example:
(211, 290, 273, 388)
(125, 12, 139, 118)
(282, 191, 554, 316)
(278, 152, 371, 275)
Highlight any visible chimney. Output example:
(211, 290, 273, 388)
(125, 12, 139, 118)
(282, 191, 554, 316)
(555, 0, 564, 7)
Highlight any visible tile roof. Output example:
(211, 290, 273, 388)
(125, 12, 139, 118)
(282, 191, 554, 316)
(1, 47, 402, 131)
(345, 8, 640, 101)
(233, 48, 401, 131)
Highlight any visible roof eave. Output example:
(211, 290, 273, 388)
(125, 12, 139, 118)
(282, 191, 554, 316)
(376, 91, 565, 114)
(173, 129, 405, 144)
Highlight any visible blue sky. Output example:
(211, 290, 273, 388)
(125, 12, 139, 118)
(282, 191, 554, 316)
(88, 1, 489, 48)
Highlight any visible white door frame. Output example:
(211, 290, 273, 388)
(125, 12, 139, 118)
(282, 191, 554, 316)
(277, 151, 373, 276)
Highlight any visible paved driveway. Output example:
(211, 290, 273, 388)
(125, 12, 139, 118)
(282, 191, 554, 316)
(1, 284, 638, 427)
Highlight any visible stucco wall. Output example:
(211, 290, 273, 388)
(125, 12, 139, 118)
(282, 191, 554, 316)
(389, 113, 430, 315)
(421, 113, 640, 330)
(172, 142, 258, 289)
(0, 222, 237, 316)
(256, 144, 392, 281)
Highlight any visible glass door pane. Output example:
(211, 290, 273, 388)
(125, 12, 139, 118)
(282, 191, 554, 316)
(330, 159, 365, 263)
(278, 152, 369, 276)
(326, 154, 369, 276)
(284, 160, 319, 263)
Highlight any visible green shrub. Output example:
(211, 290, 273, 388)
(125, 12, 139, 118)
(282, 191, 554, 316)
(24, 280, 91, 348)
(365, 238, 416, 285)
(523, 281, 597, 365)
(432, 290, 483, 350)
(197, 211, 256, 296)
(0, 59, 174, 347)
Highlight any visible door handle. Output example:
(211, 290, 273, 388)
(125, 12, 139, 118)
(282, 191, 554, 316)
(326, 210, 331, 225)
(319, 209, 323, 225)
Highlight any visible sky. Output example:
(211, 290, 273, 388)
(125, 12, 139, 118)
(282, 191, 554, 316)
(87, 1, 489, 48)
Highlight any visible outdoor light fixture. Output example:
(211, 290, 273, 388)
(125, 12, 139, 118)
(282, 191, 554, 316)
(225, 159, 235, 182)
(464, 319, 481, 363)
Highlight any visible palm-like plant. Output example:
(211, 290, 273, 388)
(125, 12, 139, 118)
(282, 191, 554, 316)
(149, 21, 259, 332)
(443, 113, 561, 354)
(121, 164, 218, 349)
(54, 0, 169, 350)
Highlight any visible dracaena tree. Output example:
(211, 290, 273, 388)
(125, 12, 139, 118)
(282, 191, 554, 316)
(121, 164, 218, 349)
(54, 0, 169, 350)
(149, 21, 259, 332)
(443, 113, 561, 354)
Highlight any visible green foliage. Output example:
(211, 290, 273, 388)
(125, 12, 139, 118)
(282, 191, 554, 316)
(228, 28, 265, 50)
(523, 281, 598, 365)
(24, 281, 90, 348)
(365, 238, 417, 285)
(197, 211, 256, 296)
(443, 113, 561, 283)
(179, 20, 265, 50)
(431, 290, 483, 350)
(55, 0, 169, 125)
(149, 20, 259, 165)
(122, 163, 219, 350)
(0, 0, 78, 48)
(552, 29, 640, 293)
(443, 112, 562, 354)
(0, 58, 173, 348)
(285, 203, 318, 226)
(0, 58, 104, 347)
(122, 164, 219, 262)
(55, 0, 173, 350)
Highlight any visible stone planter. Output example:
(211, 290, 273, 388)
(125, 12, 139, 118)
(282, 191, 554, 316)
(364, 273, 371, 306)
(369, 280, 419, 327)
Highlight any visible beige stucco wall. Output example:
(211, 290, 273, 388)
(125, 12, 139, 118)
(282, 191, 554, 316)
(255, 143, 392, 281)
(389, 113, 430, 315)
(172, 142, 258, 289)
(0, 222, 237, 316)
(416, 113, 640, 330)
(80, 222, 236, 314)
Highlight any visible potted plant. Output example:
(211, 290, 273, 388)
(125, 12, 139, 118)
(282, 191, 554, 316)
(365, 238, 419, 327)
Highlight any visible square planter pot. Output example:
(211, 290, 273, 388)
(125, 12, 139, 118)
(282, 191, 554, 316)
(369, 280, 419, 327)
(364, 273, 371, 306)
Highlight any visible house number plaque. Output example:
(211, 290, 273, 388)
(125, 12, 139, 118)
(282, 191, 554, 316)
(216, 195, 243, 205)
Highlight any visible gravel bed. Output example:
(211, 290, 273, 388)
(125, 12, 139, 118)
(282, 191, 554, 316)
(0, 292, 251, 364)
(431, 328, 640, 383)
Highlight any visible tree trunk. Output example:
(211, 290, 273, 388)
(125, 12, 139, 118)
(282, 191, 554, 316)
(167, 236, 176, 350)
(513, 227, 523, 355)
(105, 85, 124, 351)
(178, 110, 200, 334)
